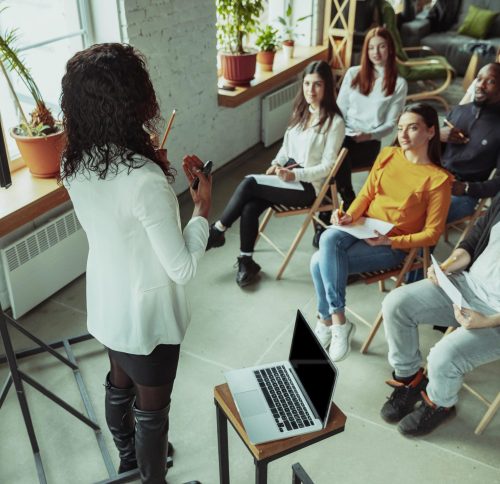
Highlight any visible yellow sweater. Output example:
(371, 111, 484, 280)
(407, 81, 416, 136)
(347, 147, 452, 249)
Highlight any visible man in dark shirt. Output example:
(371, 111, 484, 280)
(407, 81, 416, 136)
(441, 63, 500, 223)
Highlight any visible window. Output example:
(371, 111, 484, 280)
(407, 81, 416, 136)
(0, 0, 93, 162)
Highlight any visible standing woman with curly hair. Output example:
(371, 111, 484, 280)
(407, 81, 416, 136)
(334, 27, 408, 211)
(60, 43, 210, 484)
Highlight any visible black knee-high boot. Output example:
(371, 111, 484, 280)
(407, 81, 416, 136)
(104, 373, 137, 473)
(134, 403, 170, 484)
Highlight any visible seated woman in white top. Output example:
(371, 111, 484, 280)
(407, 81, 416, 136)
(206, 60, 345, 287)
(335, 26, 408, 211)
(60, 43, 210, 483)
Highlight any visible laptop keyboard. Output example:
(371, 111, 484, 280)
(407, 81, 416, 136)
(254, 365, 314, 433)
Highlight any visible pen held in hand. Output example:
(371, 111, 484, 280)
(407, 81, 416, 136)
(159, 109, 176, 149)
(440, 256, 457, 271)
(337, 202, 344, 218)
(444, 119, 465, 139)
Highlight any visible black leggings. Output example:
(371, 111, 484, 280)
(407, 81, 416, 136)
(108, 344, 180, 411)
(335, 136, 381, 210)
(219, 176, 316, 252)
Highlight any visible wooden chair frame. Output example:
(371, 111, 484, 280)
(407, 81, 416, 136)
(398, 46, 454, 112)
(441, 327, 500, 435)
(346, 247, 430, 354)
(256, 148, 348, 280)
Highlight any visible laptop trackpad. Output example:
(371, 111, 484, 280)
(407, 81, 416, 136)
(236, 390, 267, 417)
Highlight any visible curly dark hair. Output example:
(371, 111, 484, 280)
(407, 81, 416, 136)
(60, 43, 174, 182)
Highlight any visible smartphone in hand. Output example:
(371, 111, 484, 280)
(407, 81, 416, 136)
(191, 160, 213, 190)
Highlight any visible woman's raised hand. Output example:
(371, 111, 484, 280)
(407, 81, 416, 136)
(183, 154, 212, 219)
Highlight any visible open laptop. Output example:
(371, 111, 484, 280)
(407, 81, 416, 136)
(225, 310, 338, 444)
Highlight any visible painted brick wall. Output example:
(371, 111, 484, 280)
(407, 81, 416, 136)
(121, 0, 261, 194)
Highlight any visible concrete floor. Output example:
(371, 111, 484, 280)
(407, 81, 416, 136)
(1, 89, 500, 483)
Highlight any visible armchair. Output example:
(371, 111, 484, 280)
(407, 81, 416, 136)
(380, 0, 455, 110)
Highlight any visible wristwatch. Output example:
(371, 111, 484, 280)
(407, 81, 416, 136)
(464, 182, 470, 195)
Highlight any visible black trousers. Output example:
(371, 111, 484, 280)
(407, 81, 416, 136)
(219, 176, 316, 252)
(335, 136, 381, 210)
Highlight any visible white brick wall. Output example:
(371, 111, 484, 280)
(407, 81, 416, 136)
(121, 0, 261, 194)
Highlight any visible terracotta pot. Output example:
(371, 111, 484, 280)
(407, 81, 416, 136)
(220, 50, 257, 86)
(283, 40, 295, 60)
(10, 127, 65, 178)
(257, 51, 276, 72)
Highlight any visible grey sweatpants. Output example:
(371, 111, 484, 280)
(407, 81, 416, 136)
(382, 277, 500, 407)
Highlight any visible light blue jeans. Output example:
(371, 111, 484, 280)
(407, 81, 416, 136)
(446, 195, 478, 223)
(310, 229, 406, 320)
(382, 278, 500, 407)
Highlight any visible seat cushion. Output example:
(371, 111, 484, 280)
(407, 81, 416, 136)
(401, 55, 454, 82)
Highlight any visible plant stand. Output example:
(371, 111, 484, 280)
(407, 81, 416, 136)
(0, 308, 142, 484)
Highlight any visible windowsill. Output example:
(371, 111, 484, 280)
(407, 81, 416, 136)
(218, 45, 329, 108)
(0, 165, 68, 237)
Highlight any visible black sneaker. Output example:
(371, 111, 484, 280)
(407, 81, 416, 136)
(206, 223, 226, 250)
(380, 369, 428, 423)
(235, 256, 261, 287)
(312, 225, 325, 248)
(398, 391, 456, 436)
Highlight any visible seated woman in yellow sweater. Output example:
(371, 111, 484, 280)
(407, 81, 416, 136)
(310, 103, 452, 362)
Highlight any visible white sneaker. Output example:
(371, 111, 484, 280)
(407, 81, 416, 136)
(329, 321, 356, 362)
(314, 320, 332, 348)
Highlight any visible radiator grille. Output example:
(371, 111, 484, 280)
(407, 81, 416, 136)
(4, 210, 83, 273)
(1, 209, 88, 318)
(268, 82, 300, 112)
(261, 80, 300, 147)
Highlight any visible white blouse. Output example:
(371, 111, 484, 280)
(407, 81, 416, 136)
(65, 155, 208, 355)
(337, 65, 408, 140)
(271, 114, 345, 193)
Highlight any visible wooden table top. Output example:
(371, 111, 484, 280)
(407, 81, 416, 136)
(214, 383, 346, 461)
(0, 167, 68, 237)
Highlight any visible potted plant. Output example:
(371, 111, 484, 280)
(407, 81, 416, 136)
(255, 25, 281, 72)
(278, 1, 311, 60)
(0, 27, 64, 178)
(216, 0, 264, 86)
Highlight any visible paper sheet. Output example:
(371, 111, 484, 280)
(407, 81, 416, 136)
(328, 217, 394, 239)
(431, 255, 470, 309)
(246, 174, 304, 191)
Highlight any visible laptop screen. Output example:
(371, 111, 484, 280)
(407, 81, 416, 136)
(289, 310, 337, 423)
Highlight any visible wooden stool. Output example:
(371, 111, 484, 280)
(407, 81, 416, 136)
(214, 383, 346, 484)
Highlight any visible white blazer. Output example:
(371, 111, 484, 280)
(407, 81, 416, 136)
(65, 157, 209, 355)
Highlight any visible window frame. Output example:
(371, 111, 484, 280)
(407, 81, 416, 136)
(1, 0, 94, 170)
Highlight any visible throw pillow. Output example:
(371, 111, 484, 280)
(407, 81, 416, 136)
(458, 5, 498, 39)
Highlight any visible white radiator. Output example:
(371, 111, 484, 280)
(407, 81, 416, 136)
(261, 80, 300, 147)
(1, 209, 88, 318)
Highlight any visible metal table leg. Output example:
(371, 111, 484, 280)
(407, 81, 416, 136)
(255, 459, 268, 484)
(216, 401, 230, 484)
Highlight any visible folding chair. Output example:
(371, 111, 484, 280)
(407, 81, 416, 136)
(440, 327, 500, 435)
(444, 169, 496, 244)
(345, 247, 431, 354)
(256, 147, 348, 280)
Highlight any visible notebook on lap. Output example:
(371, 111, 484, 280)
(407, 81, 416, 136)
(225, 310, 338, 444)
